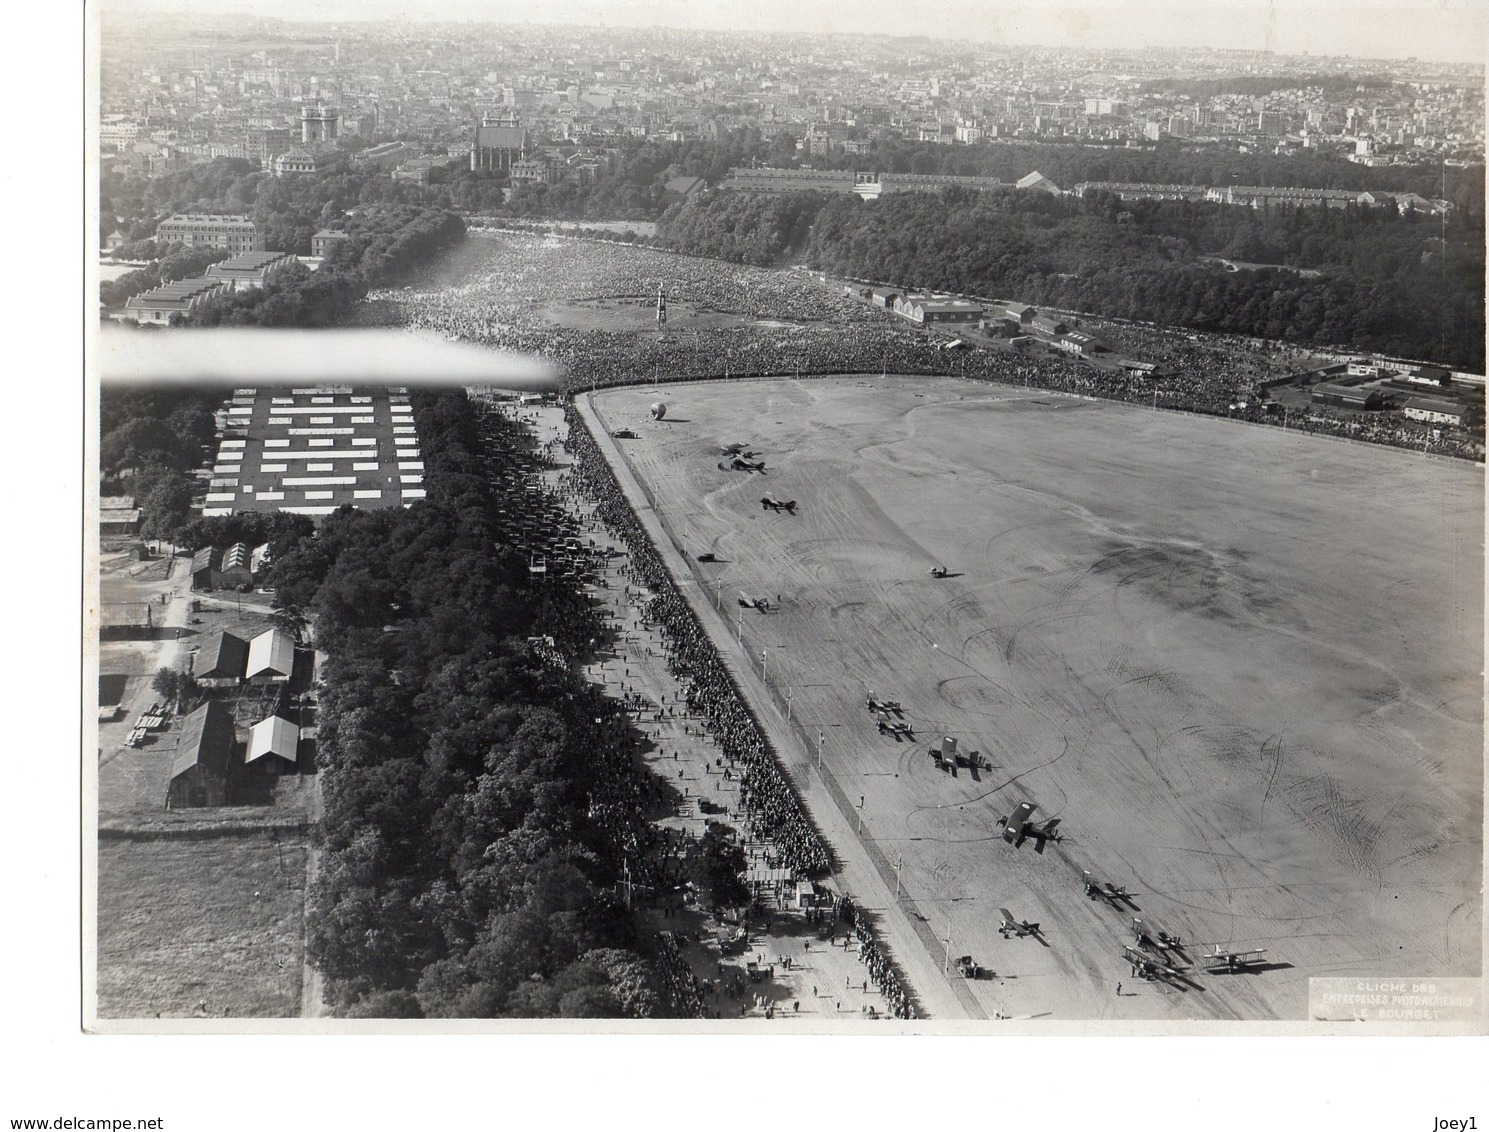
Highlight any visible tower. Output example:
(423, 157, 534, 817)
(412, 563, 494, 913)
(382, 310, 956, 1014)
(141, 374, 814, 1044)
(300, 103, 340, 144)
(656, 282, 666, 328)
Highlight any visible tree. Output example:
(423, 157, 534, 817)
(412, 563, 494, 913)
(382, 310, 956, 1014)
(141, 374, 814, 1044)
(685, 822, 750, 912)
(151, 667, 180, 703)
(136, 468, 194, 542)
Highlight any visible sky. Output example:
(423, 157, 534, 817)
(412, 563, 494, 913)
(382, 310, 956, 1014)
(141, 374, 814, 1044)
(100, 0, 1487, 65)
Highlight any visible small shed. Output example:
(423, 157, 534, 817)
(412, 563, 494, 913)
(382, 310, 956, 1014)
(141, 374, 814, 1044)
(246, 628, 295, 683)
(246, 714, 299, 771)
(190, 547, 219, 591)
(167, 700, 236, 808)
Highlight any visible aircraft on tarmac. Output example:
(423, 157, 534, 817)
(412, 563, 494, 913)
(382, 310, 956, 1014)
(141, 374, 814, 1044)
(865, 694, 902, 715)
(1082, 870, 1137, 908)
(928, 566, 949, 579)
(760, 495, 798, 514)
(1201, 944, 1269, 974)
(875, 716, 915, 741)
(1132, 917, 1185, 958)
(998, 802, 1063, 849)
(1122, 945, 1187, 983)
(998, 908, 1045, 942)
(719, 442, 748, 455)
(719, 455, 767, 472)
(737, 592, 772, 612)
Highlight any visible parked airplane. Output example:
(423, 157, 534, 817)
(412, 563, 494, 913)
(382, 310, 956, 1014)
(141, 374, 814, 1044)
(1202, 945, 1269, 974)
(760, 495, 798, 514)
(1132, 917, 1185, 957)
(1082, 870, 1137, 908)
(998, 802, 1063, 849)
(998, 908, 1044, 941)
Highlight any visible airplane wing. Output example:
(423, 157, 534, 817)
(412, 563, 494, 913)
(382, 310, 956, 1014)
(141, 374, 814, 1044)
(998, 908, 1016, 925)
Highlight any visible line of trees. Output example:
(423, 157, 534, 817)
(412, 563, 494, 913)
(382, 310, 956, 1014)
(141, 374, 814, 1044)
(271, 390, 670, 1018)
(651, 184, 1484, 368)
(188, 207, 467, 328)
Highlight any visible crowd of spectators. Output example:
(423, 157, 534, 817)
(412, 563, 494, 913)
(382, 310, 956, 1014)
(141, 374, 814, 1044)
(358, 231, 1481, 462)
(563, 402, 833, 882)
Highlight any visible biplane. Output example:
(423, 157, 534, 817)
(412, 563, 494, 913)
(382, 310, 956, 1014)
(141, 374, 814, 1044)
(998, 802, 1063, 849)
(875, 716, 915, 741)
(1201, 945, 1269, 974)
(998, 908, 1044, 941)
(864, 694, 902, 715)
(760, 495, 798, 514)
(737, 592, 772, 612)
(696, 552, 717, 562)
(928, 566, 949, 578)
(719, 442, 747, 456)
(1081, 870, 1137, 908)
(1132, 917, 1184, 957)
(1122, 945, 1186, 983)
(719, 456, 767, 473)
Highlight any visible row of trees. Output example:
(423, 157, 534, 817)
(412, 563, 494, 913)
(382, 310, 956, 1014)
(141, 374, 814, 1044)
(277, 391, 669, 1018)
(650, 184, 1484, 368)
(188, 207, 467, 328)
(654, 190, 825, 265)
(99, 246, 234, 309)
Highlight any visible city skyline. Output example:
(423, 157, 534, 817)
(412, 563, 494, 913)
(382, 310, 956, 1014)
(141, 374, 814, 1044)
(100, 0, 1487, 66)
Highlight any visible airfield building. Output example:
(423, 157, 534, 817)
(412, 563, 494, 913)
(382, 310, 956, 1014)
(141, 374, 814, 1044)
(166, 700, 236, 809)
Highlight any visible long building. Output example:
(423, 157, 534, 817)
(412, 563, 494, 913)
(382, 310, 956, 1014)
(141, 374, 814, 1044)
(155, 214, 265, 253)
(119, 277, 228, 325)
(724, 167, 1008, 198)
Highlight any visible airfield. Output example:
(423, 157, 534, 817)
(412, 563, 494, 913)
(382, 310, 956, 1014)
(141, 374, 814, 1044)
(590, 374, 1484, 1021)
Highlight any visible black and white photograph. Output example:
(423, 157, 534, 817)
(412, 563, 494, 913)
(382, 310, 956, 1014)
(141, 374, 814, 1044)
(42, 0, 1489, 1121)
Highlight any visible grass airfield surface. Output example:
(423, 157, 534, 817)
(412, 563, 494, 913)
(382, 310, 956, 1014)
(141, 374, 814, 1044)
(594, 375, 1483, 1022)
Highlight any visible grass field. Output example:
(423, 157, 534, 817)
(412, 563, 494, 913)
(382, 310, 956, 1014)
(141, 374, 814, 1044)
(592, 375, 1483, 1021)
(95, 833, 307, 1019)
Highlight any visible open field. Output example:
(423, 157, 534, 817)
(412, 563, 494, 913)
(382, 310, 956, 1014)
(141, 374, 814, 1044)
(95, 833, 307, 1019)
(592, 374, 1483, 1021)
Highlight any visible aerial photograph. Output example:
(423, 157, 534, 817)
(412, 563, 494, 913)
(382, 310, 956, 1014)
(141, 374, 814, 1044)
(83, 0, 1483, 1068)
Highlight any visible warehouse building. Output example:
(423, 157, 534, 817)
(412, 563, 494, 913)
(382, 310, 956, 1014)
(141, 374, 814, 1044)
(119, 277, 228, 325)
(1403, 397, 1473, 427)
(166, 700, 236, 809)
(193, 631, 249, 687)
(246, 628, 296, 684)
(1311, 383, 1384, 410)
(245, 714, 300, 772)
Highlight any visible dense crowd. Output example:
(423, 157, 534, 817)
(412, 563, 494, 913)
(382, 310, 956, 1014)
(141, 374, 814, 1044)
(563, 403, 832, 881)
(357, 231, 1481, 462)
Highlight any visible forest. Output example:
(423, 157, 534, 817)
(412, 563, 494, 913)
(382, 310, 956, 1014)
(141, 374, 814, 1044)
(654, 185, 1485, 368)
(265, 391, 676, 1018)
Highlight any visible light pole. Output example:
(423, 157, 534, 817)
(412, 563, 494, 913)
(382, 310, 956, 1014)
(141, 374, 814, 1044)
(894, 855, 903, 899)
(857, 794, 865, 835)
(786, 687, 794, 724)
(760, 648, 768, 683)
(943, 923, 953, 975)
(817, 730, 824, 771)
